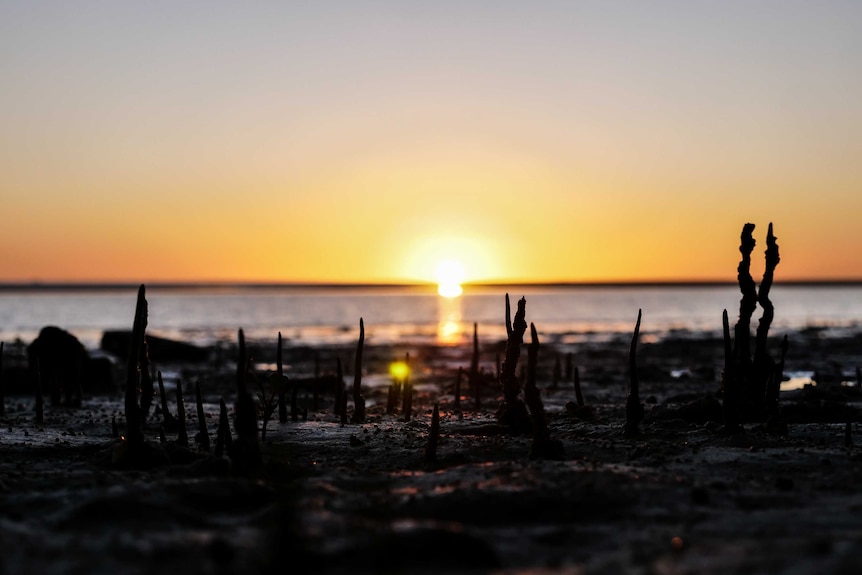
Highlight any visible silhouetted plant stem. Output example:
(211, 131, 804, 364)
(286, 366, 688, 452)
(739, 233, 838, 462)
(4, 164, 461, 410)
(524, 323, 564, 459)
(755, 224, 780, 359)
(351, 318, 366, 423)
(469, 322, 480, 400)
(724, 222, 784, 425)
(237, 329, 247, 394)
(233, 328, 261, 476)
(497, 294, 531, 435)
(624, 309, 644, 437)
(574, 366, 584, 407)
(278, 332, 287, 423)
(722, 309, 742, 433)
(195, 380, 210, 451)
(505, 295, 512, 338)
(157, 370, 178, 432)
(124, 284, 147, 448)
(734, 223, 758, 371)
(140, 339, 154, 421)
(424, 404, 440, 468)
(386, 368, 399, 415)
(176, 378, 188, 446)
(752, 223, 781, 416)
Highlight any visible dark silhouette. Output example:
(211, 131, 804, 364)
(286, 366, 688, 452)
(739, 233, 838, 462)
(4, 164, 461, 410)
(230, 328, 262, 476)
(623, 309, 644, 437)
(350, 318, 366, 423)
(496, 294, 531, 435)
(101, 330, 209, 363)
(524, 323, 564, 459)
(27, 326, 113, 406)
(722, 222, 784, 431)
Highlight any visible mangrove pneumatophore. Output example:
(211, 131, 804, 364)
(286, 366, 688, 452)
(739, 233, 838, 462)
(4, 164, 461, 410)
(109, 284, 171, 468)
(216, 397, 233, 458)
(469, 322, 480, 402)
(351, 318, 366, 423)
(496, 294, 532, 435)
(524, 323, 564, 460)
(124, 284, 148, 448)
(278, 332, 288, 424)
(157, 370, 178, 432)
(232, 328, 262, 476)
(139, 338, 155, 421)
(565, 366, 594, 420)
(722, 222, 784, 431)
(623, 309, 644, 437)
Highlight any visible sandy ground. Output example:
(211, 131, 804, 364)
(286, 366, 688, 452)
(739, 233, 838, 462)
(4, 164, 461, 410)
(2, 326, 862, 574)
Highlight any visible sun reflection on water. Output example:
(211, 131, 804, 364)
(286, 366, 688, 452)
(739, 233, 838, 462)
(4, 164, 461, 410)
(437, 293, 463, 345)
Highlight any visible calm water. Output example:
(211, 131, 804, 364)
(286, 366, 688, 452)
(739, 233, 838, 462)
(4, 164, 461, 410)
(1, 284, 861, 350)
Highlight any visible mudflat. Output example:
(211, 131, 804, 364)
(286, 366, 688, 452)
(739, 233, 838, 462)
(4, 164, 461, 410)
(2, 320, 862, 574)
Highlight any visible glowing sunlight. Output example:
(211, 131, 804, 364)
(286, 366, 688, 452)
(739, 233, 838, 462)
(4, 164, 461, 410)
(435, 260, 465, 298)
(436, 292, 463, 345)
(389, 361, 410, 381)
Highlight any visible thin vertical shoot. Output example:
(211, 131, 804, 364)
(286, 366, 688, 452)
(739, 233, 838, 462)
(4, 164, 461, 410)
(351, 318, 366, 423)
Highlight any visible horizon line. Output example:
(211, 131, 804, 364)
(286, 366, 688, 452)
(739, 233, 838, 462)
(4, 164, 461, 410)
(2, 278, 862, 291)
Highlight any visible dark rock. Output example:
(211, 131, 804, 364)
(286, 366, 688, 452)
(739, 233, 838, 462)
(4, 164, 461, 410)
(27, 326, 115, 404)
(101, 330, 210, 363)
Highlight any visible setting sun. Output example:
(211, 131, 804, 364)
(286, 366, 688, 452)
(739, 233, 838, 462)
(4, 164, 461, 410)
(435, 260, 465, 298)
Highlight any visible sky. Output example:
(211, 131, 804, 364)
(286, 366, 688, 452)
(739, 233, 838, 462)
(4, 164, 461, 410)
(2, 1, 861, 285)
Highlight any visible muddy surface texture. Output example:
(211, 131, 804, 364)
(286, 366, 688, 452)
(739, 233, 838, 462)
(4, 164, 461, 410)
(2, 325, 862, 574)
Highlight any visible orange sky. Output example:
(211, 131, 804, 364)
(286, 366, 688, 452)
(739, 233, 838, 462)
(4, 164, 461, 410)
(2, 2, 860, 284)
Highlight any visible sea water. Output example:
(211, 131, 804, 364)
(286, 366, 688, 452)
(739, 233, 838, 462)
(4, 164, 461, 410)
(1, 284, 861, 350)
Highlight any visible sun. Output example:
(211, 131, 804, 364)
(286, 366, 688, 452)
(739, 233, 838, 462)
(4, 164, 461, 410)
(435, 259, 465, 298)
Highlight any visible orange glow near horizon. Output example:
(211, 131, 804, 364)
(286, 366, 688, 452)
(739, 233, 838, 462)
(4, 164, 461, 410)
(2, 4, 861, 284)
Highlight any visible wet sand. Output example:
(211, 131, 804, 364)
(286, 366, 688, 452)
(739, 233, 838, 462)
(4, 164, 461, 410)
(2, 326, 862, 574)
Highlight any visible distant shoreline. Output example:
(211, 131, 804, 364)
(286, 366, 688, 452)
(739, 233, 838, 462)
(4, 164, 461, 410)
(2, 279, 862, 292)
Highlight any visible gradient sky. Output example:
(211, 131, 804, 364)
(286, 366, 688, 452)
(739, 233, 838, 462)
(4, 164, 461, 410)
(2, 1, 860, 284)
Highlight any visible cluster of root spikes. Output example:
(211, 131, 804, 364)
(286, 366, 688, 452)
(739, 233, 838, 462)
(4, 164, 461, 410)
(111, 285, 264, 474)
(7, 222, 791, 475)
(722, 222, 785, 435)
